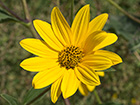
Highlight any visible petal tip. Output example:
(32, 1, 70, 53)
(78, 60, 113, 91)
(33, 19, 38, 25)
(51, 96, 57, 103)
(32, 82, 40, 89)
(85, 4, 90, 7)
(116, 56, 123, 64)
(52, 7, 59, 12)
(19, 39, 29, 47)
(19, 39, 24, 46)
(62, 94, 67, 99)
(33, 19, 37, 23)
(95, 75, 101, 86)
(113, 33, 118, 41)
(102, 13, 109, 18)
(32, 82, 36, 89)
(107, 33, 118, 43)
(33, 19, 43, 26)
(120, 59, 123, 63)
(83, 4, 90, 10)
(97, 81, 101, 86)
(19, 62, 23, 67)
(32, 79, 38, 89)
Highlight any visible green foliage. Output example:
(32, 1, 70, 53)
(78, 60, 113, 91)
(23, 86, 51, 105)
(96, 67, 116, 72)
(105, 15, 140, 52)
(0, 8, 18, 23)
(0, 94, 18, 105)
(99, 101, 124, 105)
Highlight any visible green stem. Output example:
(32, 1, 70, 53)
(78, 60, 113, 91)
(57, 0, 60, 8)
(21, 0, 39, 38)
(70, 0, 74, 25)
(94, 90, 102, 104)
(106, 0, 140, 24)
(28, 23, 39, 38)
(0, 0, 26, 22)
(21, 0, 31, 21)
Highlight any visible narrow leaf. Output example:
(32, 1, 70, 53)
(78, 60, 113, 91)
(96, 67, 116, 72)
(23, 85, 51, 105)
(0, 8, 18, 23)
(0, 94, 18, 105)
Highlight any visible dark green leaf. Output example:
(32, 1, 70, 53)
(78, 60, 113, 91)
(23, 85, 51, 105)
(0, 94, 18, 105)
(105, 15, 140, 51)
(0, 8, 18, 23)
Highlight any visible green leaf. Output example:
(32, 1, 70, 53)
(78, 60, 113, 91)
(105, 15, 140, 51)
(96, 67, 116, 72)
(99, 101, 124, 105)
(0, 94, 18, 105)
(23, 85, 51, 105)
(0, 8, 18, 23)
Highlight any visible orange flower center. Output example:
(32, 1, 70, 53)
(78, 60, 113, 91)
(58, 45, 84, 69)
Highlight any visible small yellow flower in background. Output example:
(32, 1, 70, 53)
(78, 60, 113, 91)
(20, 4, 122, 103)
(79, 72, 104, 96)
(112, 93, 118, 100)
(131, 98, 136, 104)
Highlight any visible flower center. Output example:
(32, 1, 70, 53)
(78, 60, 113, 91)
(58, 45, 84, 69)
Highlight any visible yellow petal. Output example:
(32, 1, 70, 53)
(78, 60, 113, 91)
(71, 4, 90, 46)
(20, 57, 58, 72)
(20, 38, 58, 58)
(93, 50, 122, 65)
(32, 66, 65, 89)
(96, 72, 105, 77)
(83, 31, 118, 54)
(61, 69, 80, 99)
(82, 53, 113, 71)
(78, 82, 89, 96)
(51, 7, 72, 46)
(33, 20, 64, 51)
(51, 76, 63, 103)
(86, 85, 96, 92)
(75, 64, 100, 86)
(88, 13, 108, 35)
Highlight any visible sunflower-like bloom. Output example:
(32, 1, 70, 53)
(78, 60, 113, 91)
(79, 72, 104, 96)
(20, 5, 122, 103)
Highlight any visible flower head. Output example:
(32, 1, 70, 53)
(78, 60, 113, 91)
(20, 5, 122, 103)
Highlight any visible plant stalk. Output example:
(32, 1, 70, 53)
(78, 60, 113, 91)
(94, 90, 102, 104)
(0, 0, 26, 22)
(106, 0, 140, 24)
(70, 0, 74, 25)
(64, 98, 71, 105)
(28, 23, 39, 39)
(21, 0, 31, 22)
(21, 0, 39, 38)
(57, 0, 60, 8)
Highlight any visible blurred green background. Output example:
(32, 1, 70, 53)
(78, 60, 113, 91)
(0, 0, 140, 105)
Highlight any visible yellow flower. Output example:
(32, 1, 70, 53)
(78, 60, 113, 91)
(20, 5, 122, 103)
(79, 72, 105, 96)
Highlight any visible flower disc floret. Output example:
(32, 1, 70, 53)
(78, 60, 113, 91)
(58, 45, 84, 69)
